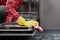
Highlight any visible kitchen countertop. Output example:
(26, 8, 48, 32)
(0, 30, 60, 40)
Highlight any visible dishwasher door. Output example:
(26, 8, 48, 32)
(40, 0, 60, 30)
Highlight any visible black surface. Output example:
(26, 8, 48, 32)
(0, 30, 60, 40)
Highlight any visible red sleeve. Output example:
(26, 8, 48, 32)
(0, 0, 6, 5)
(4, 13, 12, 23)
(4, 0, 23, 23)
(0, 0, 2, 5)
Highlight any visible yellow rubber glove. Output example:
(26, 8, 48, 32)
(16, 17, 36, 27)
(15, 16, 43, 32)
(24, 20, 43, 32)
(24, 20, 37, 27)
(15, 16, 37, 26)
(16, 16, 26, 25)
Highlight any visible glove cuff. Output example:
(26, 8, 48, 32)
(16, 16, 25, 25)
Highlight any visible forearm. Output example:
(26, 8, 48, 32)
(4, 13, 12, 23)
(5, 0, 24, 20)
(6, 7, 20, 21)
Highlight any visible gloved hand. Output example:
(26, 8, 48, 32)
(16, 16, 43, 32)
(24, 20, 43, 32)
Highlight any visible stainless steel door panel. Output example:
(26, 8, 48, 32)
(40, 0, 60, 29)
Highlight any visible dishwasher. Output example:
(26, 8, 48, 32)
(0, 0, 40, 36)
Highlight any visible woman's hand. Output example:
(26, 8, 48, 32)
(32, 22, 43, 32)
(24, 20, 43, 32)
(16, 16, 43, 32)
